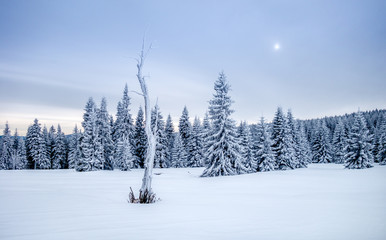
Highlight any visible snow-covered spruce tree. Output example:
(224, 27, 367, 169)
(26, 119, 50, 169)
(129, 42, 157, 204)
(133, 107, 147, 168)
(179, 106, 192, 160)
(188, 117, 204, 167)
(312, 120, 333, 163)
(47, 126, 56, 168)
(68, 125, 81, 169)
(201, 112, 212, 166)
(1, 122, 12, 169)
(373, 113, 385, 163)
(78, 98, 104, 171)
(14, 135, 27, 170)
(171, 133, 187, 168)
(97, 98, 114, 170)
(53, 125, 67, 169)
(344, 111, 374, 169)
(297, 120, 312, 164)
(237, 121, 253, 172)
(151, 105, 168, 168)
(115, 136, 133, 171)
(113, 84, 135, 163)
(271, 107, 296, 170)
(201, 72, 246, 177)
(332, 119, 347, 164)
(287, 110, 307, 168)
(377, 117, 386, 165)
(254, 117, 276, 172)
(165, 114, 175, 167)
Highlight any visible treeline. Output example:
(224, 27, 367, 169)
(0, 74, 385, 172)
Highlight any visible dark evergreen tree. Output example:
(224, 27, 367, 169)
(115, 136, 133, 171)
(344, 111, 374, 169)
(133, 106, 147, 168)
(47, 125, 56, 168)
(201, 72, 246, 177)
(179, 106, 192, 160)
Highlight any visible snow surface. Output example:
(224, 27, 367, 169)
(1, 164, 385, 240)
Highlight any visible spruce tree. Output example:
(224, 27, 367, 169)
(332, 119, 347, 164)
(26, 119, 50, 169)
(97, 98, 114, 170)
(179, 106, 192, 160)
(133, 107, 147, 168)
(115, 136, 133, 171)
(1, 122, 12, 169)
(113, 84, 134, 160)
(297, 121, 312, 165)
(165, 114, 175, 167)
(188, 117, 204, 167)
(53, 125, 66, 169)
(254, 117, 276, 172)
(201, 112, 212, 166)
(344, 111, 374, 169)
(312, 120, 333, 163)
(68, 125, 81, 169)
(271, 107, 296, 170)
(171, 133, 187, 168)
(151, 105, 168, 168)
(237, 121, 253, 171)
(201, 72, 246, 177)
(78, 98, 103, 171)
(47, 125, 56, 168)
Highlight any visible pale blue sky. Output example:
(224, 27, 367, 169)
(0, 0, 385, 135)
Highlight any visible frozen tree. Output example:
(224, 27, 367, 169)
(78, 98, 104, 171)
(201, 112, 212, 166)
(297, 121, 312, 164)
(133, 107, 147, 168)
(115, 136, 133, 171)
(1, 122, 12, 169)
(271, 107, 296, 170)
(68, 125, 81, 169)
(53, 125, 66, 169)
(165, 114, 175, 166)
(237, 121, 253, 171)
(344, 111, 374, 169)
(332, 119, 347, 164)
(312, 120, 333, 163)
(179, 106, 192, 159)
(377, 118, 386, 165)
(188, 117, 204, 167)
(47, 126, 56, 168)
(254, 117, 276, 172)
(129, 42, 157, 203)
(171, 133, 187, 168)
(286, 110, 307, 168)
(201, 72, 246, 177)
(113, 84, 134, 158)
(26, 119, 50, 169)
(97, 98, 114, 170)
(373, 113, 385, 163)
(151, 105, 168, 168)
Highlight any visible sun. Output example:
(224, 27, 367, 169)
(274, 43, 280, 51)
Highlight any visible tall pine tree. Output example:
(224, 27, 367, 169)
(202, 72, 246, 177)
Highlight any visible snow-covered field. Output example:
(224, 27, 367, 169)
(1, 164, 385, 240)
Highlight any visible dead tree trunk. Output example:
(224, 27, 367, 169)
(130, 41, 157, 203)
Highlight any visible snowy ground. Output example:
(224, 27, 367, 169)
(0, 164, 385, 240)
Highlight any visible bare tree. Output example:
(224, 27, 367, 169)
(129, 41, 157, 203)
